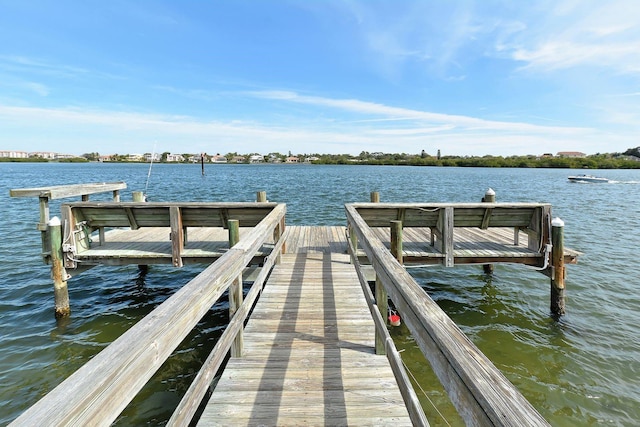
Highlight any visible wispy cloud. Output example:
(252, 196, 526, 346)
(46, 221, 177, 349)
(0, 55, 88, 78)
(499, 0, 640, 74)
(24, 82, 49, 96)
(247, 90, 591, 135)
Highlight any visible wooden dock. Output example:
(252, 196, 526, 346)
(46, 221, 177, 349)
(198, 251, 412, 426)
(10, 183, 567, 426)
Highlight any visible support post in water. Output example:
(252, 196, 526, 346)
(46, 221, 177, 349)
(551, 217, 566, 316)
(256, 191, 267, 202)
(482, 188, 496, 275)
(228, 219, 244, 356)
(201, 152, 205, 176)
(133, 190, 149, 270)
(370, 191, 380, 203)
(49, 217, 70, 318)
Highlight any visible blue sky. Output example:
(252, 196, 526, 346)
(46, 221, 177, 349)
(1, 0, 639, 157)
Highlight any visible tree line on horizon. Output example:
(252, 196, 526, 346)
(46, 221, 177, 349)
(3, 148, 640, 169)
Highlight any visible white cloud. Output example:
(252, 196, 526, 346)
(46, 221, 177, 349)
(500, 1, 640, 74)
(248, 90, 591, 135)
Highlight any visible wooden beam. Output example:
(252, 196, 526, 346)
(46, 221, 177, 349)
(480, 207, 492, 229)
(124, 207, 139, 230)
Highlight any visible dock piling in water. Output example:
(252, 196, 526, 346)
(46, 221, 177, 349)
(49, 217, 70, 318)
(551, 217, 566, 316)
(482, 188, 496, 275)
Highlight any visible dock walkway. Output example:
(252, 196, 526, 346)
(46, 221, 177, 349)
(8, 183, 564, 425)
(198, 227, 413, 426)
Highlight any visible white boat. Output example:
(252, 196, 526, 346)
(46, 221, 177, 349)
(567, 174, 610, 183)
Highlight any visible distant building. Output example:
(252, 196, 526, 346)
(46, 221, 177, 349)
(210, 154, 228, 163)
(249, 154, 264, 163)
(29, 151, 57, 159)
(0, 150, 29, 158)
(557, 151, 586, 158)
(285, 156, 299, 163)
(166, 154, 184, 162)
(231, 156, 246, 163)
(305, 156, 320, 163)
(127, 154, 144, 162)
(144, 153, 161, 162)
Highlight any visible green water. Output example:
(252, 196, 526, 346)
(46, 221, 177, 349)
(1, 163, 639, 425)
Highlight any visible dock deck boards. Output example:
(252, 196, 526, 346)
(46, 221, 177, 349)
(197, 251, 413, 426)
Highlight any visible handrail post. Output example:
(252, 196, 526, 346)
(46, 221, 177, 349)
(256, 190, 267, 202)
(273, 217, 283, 264)
(551, 217, 566, 316)
(370, 191, 380, 203)
(348, 224, 358, 264)
(390, 220, 403, 264)
(228, 219, 244, 356)
(375, 277, 387, 355)
(49, 217, 70, 318)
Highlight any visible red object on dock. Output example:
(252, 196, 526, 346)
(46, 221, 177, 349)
(388, 313, 401, 326)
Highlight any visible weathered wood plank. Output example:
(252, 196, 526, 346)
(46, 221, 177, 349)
(10, 182, 127, 200)
(198, 252, 412, 426)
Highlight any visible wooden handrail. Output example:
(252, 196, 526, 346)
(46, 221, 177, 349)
(168, 222, 288, 426)
(345, 204, 550, 426)
(346, 228, 428, 427)
(10, 204, 286, 427)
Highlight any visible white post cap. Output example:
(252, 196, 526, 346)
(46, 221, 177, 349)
(552, 217, 565, 227)
(48, 216, 61, 226)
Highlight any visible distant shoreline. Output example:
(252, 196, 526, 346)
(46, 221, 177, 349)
(2, 156, 640, 169)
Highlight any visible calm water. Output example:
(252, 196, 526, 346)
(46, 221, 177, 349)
(1, 163, 639, 426)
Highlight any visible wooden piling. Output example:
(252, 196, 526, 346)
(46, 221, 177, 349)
(228, 219, 244, 356)
(256, 191, 267, 202)
(132, 191, 145, 202)
(390, 220, 403, 264)
(482, 188, 496, 274)
(551, 217, 566, 316)
(370, 191, 380, 203)
(49, 217, 70, 318)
